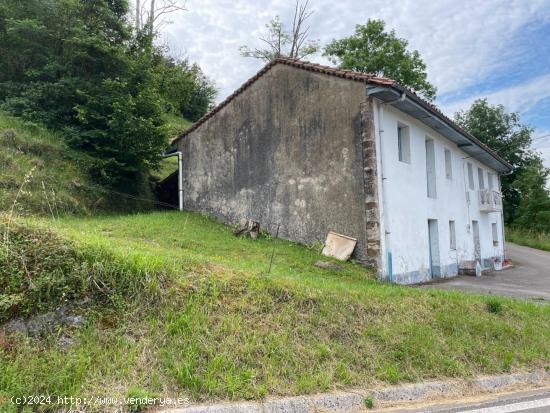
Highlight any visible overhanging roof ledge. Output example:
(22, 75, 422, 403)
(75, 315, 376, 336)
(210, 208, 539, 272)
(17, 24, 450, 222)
(367, 84, 512, 174)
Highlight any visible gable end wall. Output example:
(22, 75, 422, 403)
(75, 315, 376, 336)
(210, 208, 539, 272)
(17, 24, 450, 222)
(176, 64, 374, 262)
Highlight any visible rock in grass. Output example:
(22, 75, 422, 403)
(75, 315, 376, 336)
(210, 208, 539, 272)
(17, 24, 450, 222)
(2, 305, 85, 337)
(314, 260, 343, 271)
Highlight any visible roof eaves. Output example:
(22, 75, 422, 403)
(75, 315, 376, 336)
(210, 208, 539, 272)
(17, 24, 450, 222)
(390, 84, 512, 172)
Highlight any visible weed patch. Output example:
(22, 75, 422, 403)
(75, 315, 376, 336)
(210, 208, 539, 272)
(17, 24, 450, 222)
(487, 298, 504, 314)
(506, 227, 550, 252)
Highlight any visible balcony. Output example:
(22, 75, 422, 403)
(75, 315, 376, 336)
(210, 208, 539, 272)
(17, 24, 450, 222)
(478, 189, 502, 212)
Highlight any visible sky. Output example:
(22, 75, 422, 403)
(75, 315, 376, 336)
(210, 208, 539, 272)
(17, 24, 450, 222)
(159, 0, 550, 167)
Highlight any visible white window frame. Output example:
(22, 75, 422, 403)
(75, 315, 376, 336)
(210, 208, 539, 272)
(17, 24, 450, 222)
(444, 148, 452, 179)
(397, 123, 411, 164)
(488, 173, 495, 190)
(467, 162, 475, 190)
(449, 220, 456, 250)
(478, 167, 485, 190)
(425, 138, 437, 199)
(492, 222, 499, 246)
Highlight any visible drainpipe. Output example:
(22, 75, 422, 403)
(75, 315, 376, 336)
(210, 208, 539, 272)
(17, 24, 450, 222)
(497, 174, 506, 261)
(162, 151, 183, 211)
(375, 92, 405, 283)
(376, 103, 390, 282)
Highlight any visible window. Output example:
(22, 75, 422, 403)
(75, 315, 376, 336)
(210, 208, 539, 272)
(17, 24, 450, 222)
(492, 223, 499, 246)
(467, 162, 474, 190)
(444, 149, 452, 179)
(425, 138, 436, 198)
(397, 123, 411, 163)
(488, 173, 495, 189)
(449, 220, 456, 250)
(478, 167, 485, 189)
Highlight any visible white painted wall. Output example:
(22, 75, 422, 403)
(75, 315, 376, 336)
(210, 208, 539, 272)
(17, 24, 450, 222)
(373, 100, 505, 284)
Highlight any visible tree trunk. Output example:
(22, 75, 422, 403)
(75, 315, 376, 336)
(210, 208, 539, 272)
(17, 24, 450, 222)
(135, 0, 141, 29)
(149, 0, 155, 37)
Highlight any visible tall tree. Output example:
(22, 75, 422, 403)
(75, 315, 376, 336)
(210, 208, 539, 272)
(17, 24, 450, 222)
(155, 57, 216, 122)
(454, 99, 549, 225)
(324, 19, 437, 101)
(513, 158, 550, 232)
(0, 0, 215, 191)
(239, 0, 319, 61)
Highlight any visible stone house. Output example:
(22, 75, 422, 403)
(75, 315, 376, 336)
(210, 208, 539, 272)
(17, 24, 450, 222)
(169, 58, 512, 284)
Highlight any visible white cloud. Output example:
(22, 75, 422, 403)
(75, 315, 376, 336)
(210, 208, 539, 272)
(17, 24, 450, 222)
(439, 79, 550, 170)
(156, 0, 550, 167)
(159, 0, 550, 101)
(440, 73, 550, 117)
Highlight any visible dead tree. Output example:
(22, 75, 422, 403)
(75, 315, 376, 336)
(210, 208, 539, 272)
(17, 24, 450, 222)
(135, 0, 187, 37)
(289, 0, 315, 59)
(239, 0, 319, 62)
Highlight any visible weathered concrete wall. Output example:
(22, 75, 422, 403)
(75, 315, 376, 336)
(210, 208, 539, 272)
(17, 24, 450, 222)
(176, 64, 370, 260)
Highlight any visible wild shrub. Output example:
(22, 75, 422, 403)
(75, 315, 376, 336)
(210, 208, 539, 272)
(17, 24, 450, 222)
(0, 0, 215, 191)
(486, 298, 503, 314)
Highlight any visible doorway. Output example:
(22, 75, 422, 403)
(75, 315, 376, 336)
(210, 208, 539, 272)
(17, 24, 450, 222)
(472, 220, 481, 263)
(428, 219, 441, 278)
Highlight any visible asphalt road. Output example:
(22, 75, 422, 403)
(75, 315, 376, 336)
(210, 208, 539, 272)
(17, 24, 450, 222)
(379, 388, 550, 412)
(420, 242, 550, 301)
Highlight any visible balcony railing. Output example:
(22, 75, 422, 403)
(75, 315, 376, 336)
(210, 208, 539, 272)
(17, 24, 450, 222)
(478, 189, 502, 212)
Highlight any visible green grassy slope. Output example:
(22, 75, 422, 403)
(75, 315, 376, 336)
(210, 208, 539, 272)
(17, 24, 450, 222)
(0, 111, 102, 215)
(163, 113, 193, 140)
(0, 111, 195, 214)
(2, 211, 550, 412)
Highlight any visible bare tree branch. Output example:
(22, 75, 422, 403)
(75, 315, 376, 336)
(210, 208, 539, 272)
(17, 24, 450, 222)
(239, 0, 318, 62)
(290, 0, 315, 59)
(148, 0, 156, 36)
(134, 0, 187, 38)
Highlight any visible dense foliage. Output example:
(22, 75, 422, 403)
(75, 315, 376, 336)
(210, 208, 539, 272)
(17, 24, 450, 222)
(455, 99, 550, 232)
(324, 20, 437, 101)
(155, 57, 216, 122)
(0, 0, 215, 191)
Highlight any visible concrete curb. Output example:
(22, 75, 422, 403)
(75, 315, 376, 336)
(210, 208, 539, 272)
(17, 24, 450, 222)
(159, 370, 550, 413)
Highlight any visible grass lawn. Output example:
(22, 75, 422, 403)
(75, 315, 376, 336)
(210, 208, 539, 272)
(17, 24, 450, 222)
(506, 227, 550, 252)
(2, 211, 550, 412)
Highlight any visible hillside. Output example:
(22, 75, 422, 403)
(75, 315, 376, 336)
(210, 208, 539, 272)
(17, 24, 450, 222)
(0, 111, 102, 215)
(0, 111, 193, 215)
(2, 211, 550, 412)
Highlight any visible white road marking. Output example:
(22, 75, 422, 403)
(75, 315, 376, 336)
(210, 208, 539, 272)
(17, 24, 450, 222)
(460, 396, 550, 412)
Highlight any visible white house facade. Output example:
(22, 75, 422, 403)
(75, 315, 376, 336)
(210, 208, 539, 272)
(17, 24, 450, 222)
(372, 102, 506, 284)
